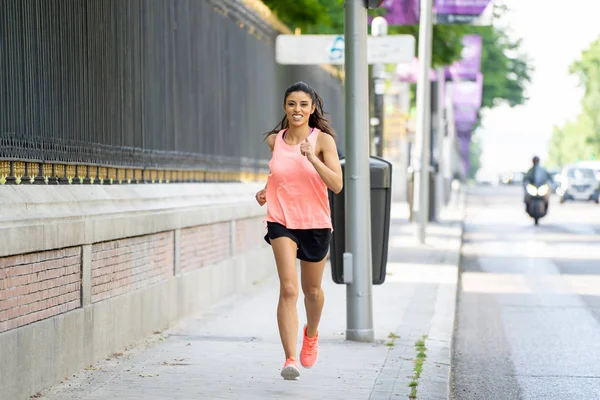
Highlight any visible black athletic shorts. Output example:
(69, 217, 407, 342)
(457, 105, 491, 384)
(264, 222, 332, 262)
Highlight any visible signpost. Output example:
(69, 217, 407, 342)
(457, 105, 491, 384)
(275, 34, 415, 65)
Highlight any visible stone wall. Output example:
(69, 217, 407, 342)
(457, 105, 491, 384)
(0, 183, 275, 400)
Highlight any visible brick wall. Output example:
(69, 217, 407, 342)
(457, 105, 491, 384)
(91, 232, 174, 303)
(180, 222, 232, 274)
(236, 217, 268, 255)
(0, 219, 263, 333)
(0, 248, 81, 333)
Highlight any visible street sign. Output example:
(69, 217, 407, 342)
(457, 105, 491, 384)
(275, 34, 415, 65)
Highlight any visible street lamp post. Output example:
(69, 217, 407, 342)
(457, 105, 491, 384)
(344, 0, 374, 342)
(412, 0, 434, 243)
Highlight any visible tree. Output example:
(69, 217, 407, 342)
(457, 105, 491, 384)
(570, 37, 600, 151)
(261, 0, 344, 34)
(547, 115, 595, 167)
(478, 27, 531, 109)
(547, 36, 600, 166)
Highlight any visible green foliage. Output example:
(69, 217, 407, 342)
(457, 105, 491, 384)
(571, 37, 600, 150)
(477, 27, 531, 109)
(261, 0, 344, 33)
(548, 113, 596, 167)
(548, 37, 600, 167)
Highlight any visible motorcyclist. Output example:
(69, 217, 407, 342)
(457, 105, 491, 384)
(523, 156, 553, 210)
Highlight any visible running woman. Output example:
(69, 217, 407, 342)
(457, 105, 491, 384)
(255, 81, 343, 380)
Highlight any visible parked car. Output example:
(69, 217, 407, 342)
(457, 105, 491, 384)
(557, 164, 599, 204)
(576, 161, 600, 182)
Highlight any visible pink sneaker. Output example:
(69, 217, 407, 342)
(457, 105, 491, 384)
(300, 325, 319, 368)
(280, 357, 300, 380)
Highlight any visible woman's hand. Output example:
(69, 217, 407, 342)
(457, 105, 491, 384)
(255, 189, 267, 206)
(300, 138, 317, 163)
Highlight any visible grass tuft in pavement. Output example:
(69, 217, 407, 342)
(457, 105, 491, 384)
(408, 335, 428, 399)
(385, 332, 400, 347)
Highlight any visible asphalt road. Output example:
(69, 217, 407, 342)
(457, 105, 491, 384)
(452, 184, 600, 400)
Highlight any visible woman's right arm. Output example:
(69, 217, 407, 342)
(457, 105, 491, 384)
(264, 134, 276, 190)
(256, 134, 276, 206)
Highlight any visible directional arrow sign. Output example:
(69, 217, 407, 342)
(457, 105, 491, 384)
(275, 34, 415, 65)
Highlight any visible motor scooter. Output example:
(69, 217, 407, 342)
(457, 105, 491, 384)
(525, 182, 550, 225)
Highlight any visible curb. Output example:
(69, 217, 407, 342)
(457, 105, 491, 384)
(447, 185, 467, 400)
(410, 183, 467, 400)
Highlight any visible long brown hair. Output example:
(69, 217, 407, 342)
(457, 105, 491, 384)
(264, 81, 336, 139)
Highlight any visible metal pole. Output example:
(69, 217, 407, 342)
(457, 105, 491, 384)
(344, 0, 374, 342)
(371, 17, 387, 158)
(412, 0, 433, 243)
(435, 67, 446, 217)
(428, 79, 438, 221)
(443, 83, 455, 203)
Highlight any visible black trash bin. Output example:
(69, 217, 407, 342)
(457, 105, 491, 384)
(329, 156, 392, 285)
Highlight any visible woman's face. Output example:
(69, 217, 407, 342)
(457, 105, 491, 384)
(284, 91, 315, 128)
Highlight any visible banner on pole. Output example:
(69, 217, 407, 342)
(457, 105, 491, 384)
(434, 0, 493, 24)
(454, 105, 478, 124)
(451, 73, 483, 108)
(380, 0, 493, 26)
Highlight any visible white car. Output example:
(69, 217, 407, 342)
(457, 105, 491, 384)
(576, 161, 600, 181)
(557, 165, 600, 203)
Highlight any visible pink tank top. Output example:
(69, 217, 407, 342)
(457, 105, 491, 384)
(266, 128, 333, 230)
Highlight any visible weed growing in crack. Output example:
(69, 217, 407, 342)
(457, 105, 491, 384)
(408, 335, 428, 399)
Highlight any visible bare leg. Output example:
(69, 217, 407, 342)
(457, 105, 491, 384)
(300, 257, 327, 337)
(271, 237, 300, 359)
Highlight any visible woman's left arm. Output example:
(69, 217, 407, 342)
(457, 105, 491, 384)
(307, 134, 343, 194)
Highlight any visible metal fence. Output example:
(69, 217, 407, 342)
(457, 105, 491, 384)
(0, 0, 345, 184)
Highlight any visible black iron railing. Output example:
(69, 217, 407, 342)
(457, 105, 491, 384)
(0, 0, 344, 184)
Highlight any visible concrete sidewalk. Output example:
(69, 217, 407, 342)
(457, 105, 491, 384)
(40, 195, 465, 400)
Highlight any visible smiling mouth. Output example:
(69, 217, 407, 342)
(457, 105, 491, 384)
(292, 114, 302, 121)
